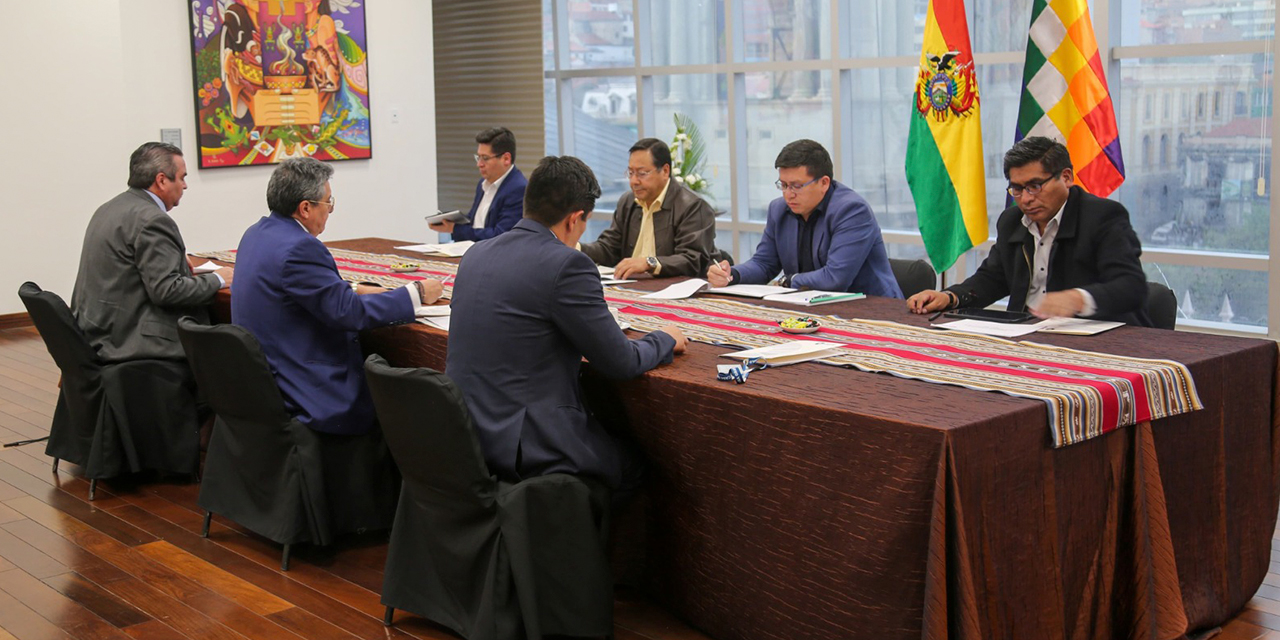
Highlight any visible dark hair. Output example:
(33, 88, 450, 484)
(1003, 136, 1073, 178)
(629, 138, 671, 170)
(267, 157, 334, 215)
(128, 142, 183, 189)
(476, 127, 516, 162)
(774, 139, 833, 180)
(523, 155, 601, 227)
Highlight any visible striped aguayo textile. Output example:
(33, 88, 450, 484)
(195, 248, 1202, 448)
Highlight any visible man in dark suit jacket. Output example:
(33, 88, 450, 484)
(72, 142, 234, 363)
(579, 138, 717, 279)
(447, 155, 687, 492)
(232, 158, 444, 435)
(430, 126, 527, 242)
(908, 137, 1151, 326)
(706, 139, 902, 298)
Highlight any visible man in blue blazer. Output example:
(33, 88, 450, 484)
(707, 140, 902, 298)
(232, 158, 444, 435)
(429, 127, 528, 242)
(447, 155, 687, 493)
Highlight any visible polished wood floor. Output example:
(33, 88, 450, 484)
(0, 323, 1276, 640)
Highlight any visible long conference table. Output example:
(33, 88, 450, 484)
(212, 238, 1279, 640)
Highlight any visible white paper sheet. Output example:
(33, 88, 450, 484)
(597, 265, 615, 276)
(600, 279, 637, 286)
(414, 304, 451, 318)
(762, 290, 865, 306)
(417, 316, 450, 331)
(395, 241, 475, 257)
(705, 284, 796, 298)
(192, 262, 221, 274)
(932, 319, 1042, 337)
(721, 340, 846, 366)
(1033, 318, 1124, 335)
(640, 278, 709, 300)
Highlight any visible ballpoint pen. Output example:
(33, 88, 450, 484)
(927, 309, 946, 322)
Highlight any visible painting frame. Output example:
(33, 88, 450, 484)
(187, 0, 373, 169)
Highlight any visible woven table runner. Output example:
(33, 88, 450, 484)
(196, 248, 1202, 447)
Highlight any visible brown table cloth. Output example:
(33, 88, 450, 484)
(210, 238, 1280, 640)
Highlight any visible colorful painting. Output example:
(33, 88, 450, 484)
(188, 0, 371, 168)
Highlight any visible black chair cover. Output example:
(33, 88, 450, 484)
(177, 318, 395, 547)
(1146, 281, 1178, 330)
(365, 355, 613, 640)
(889, 258, 938, 298)
(19, 282, 198, 478)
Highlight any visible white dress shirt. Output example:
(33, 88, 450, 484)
(1022, 204, 1096, 316)
(473, 165, 514, 230)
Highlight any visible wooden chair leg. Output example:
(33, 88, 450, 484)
(201, 511, 212, 538)
(281, 543, 291, 571)
(88, 479, 96, 501)
(383, 606, 394, 626)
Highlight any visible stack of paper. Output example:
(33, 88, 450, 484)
(705, 284, 796, 298)
(721, 340, 845, 366)
(933, 317, 1124, 337)
(395, 241, 475, 257)
(192, 262, 221, 274)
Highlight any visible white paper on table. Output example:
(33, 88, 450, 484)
(1034, 317, 1124, 335)
(705, 284, 796, 298)
(932, 319, 1042, 338)
(414, 304, 451, 318)
(600, 278, 637, 286)
(417, 316, 451, 331)
(395, 241, 475, 257)
(192, 262, 221, 274)
(640, 278, 709, 300)
(762, 290, 865, 306)
(721, 340, 846, 366)
(597, 265, 615, 276)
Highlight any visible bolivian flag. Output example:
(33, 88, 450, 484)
(905, 0, 988, 274)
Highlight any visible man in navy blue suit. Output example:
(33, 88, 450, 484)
(429, 127, 528, 242)
(232, 158, 444, 436)
(707, 139, 902, 298)
(447, 155, 686, 495)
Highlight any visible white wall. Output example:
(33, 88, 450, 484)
(0, 1, 438, 315)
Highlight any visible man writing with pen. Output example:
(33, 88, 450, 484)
(907, 137, 1152, 326)
(706, 139, 902, 298)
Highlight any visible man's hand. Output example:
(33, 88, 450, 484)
(706, 260, 732, 288)
(1030, 290, 1084, 319)
(429, 220, 455, 233)
(416, 279, 445, 304)
(659, 324, 687, 354)
(907, 289, 951, 314)
(215, 267, 235, 289)
(613, 257, 651, 280)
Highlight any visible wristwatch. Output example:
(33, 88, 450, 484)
(646, 256, 659, 272)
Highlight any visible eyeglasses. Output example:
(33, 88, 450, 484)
(474, 153, 505, 163)
(775, 177, 819, 193)
(625, 168, 656, 179)
(1006, 176, 1056, 198)
(307, 196, 336, 211)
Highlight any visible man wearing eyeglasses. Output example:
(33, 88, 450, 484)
(578, 138, 717, 279)
(907, 136, 1151, 326)
(429, 127, 527, 242)
(233, 158, 444, 439)
(706, 139, 902, 297)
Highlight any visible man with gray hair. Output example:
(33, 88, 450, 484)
(232, 157, 443, 436)
(72, 141, 233, 362)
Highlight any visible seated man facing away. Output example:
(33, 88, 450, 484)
(447, 154, 687, 501)
(232, 157, 443, 435)
(907, 136, 1151, 326)
(430, 126, 527, 242)
(579, 138, 717, 280)
(706, 139, 902, 298)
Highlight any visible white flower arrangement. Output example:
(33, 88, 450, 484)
(670, 113, 711, 199)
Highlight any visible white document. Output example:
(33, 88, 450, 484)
(417, 316, 450, 331)
(192, 262, 221, 274)
(705, 284, 796, 298)
(640, 278, 709, 300)
(395, 241, 475, 257)
(600, 278, 637, 286)
(1034, 318, 1124, 335)
(933, 319, 1042, 338)
(597, 265, 615, 276)
(414, 304, 451, 318)
(762, 290, 866, 306)
(721, 340, 845, 366)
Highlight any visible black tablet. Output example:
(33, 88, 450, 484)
(943, 308, 1035, 324)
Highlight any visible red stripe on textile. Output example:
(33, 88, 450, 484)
(330, 256, 454, 280)
(613, 296, 1151, 422)
(618, 304, 1126, 429)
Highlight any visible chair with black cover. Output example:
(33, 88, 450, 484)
(365, 354, 613, 640)
(18, 282, 200, 500)
(713, 247, 735, 267)
(889, 258, 938, 298)
(177, 317, 396, 570)
(1146, 281, 1177, 330)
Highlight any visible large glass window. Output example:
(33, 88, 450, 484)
(744, 71, 832, 221)
(649, 0, 725, 66)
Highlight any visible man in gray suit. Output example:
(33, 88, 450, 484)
(72, 142, 232, 362)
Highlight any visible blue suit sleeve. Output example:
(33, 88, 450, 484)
(452, 174, 526, 242)
(790, 200, 876, 292)
(550, 253, 674, 379)
(282, 240, 414, 331)
(733, 210, 783, 285)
